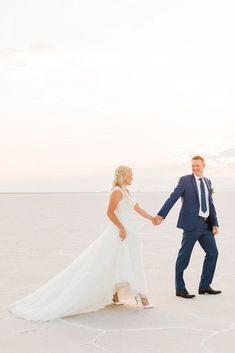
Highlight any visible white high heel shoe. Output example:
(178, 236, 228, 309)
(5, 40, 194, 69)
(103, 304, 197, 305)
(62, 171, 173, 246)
(135, 296, 154, 309)
(143, 303, 154, 309)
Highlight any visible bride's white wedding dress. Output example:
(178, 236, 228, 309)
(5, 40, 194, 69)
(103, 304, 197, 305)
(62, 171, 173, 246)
(9, 186, 148, 321)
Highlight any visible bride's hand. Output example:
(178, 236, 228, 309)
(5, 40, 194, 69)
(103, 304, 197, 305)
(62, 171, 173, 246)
(119, 228, 127, 241)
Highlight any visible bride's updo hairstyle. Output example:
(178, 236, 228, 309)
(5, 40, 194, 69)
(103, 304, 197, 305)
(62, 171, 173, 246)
(112, 165, 132, 192)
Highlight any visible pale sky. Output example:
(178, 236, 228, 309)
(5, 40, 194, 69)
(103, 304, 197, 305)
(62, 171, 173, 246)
(0, 0, 235, 191)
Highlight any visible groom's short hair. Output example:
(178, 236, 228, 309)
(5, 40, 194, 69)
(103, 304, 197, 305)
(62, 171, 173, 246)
(192, 155, 205, 163)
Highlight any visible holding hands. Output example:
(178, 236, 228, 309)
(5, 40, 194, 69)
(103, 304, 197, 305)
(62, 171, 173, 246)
(152, 215, 164, 226)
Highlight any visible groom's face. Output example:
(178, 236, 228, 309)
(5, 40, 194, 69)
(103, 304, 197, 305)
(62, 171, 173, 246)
(191, 159, 205, 177)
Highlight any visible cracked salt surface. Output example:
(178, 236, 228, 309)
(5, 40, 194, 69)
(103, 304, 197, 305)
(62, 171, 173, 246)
(1, 192, 235, 352)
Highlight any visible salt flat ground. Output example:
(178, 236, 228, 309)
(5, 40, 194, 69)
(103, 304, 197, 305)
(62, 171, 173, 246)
(0, 192, 234, 353)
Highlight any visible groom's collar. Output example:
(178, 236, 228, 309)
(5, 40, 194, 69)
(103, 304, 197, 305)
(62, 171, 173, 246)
(193, 174, 204, 180)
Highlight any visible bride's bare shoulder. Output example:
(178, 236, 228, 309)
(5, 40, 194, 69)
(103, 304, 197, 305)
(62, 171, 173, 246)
(110, 186, 124, 197)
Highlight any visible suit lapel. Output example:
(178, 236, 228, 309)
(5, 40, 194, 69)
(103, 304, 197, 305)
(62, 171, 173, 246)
(204, 177, 211, 199)
(191, 174, 199, 200)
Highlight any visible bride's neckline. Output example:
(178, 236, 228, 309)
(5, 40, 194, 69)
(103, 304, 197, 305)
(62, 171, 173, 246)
(114, 186, 131, 198)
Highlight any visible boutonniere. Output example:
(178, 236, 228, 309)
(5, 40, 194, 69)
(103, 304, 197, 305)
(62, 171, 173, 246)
(210, 188, 215, 195)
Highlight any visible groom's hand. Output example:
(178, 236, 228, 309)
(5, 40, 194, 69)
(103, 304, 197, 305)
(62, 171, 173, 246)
(152, 215, 164, 226)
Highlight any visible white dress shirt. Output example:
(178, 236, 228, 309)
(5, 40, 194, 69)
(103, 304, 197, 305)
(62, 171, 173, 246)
(194, 175, 210, 218)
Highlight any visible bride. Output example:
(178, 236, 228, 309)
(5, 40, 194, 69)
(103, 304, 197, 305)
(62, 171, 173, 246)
(9, 165, 154, 322)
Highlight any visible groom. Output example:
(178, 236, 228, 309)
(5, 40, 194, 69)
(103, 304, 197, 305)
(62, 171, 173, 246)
(153, 156, 221, 298)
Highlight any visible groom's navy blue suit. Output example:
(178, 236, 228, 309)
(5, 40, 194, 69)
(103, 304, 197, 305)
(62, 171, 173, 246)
(158, 174, 219, 290)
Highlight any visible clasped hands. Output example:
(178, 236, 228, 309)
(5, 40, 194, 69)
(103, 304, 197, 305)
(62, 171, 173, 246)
(152, 215, 164, 226)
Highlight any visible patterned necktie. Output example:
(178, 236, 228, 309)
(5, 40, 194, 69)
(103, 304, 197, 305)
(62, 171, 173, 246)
(199, 178, 207, 212)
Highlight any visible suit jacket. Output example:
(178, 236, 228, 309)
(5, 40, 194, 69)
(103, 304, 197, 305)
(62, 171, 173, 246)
(158, 174, 219, 231)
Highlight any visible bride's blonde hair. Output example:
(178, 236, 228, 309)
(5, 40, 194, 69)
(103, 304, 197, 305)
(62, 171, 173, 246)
(112, 165, 132, 192)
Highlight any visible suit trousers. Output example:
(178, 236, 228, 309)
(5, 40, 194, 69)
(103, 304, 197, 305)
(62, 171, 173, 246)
(175, 217, 219, 290)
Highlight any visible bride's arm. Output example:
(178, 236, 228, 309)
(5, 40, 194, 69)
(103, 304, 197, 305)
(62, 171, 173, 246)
(134, 203, 154, 221)
(107, 190, 127, 240)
